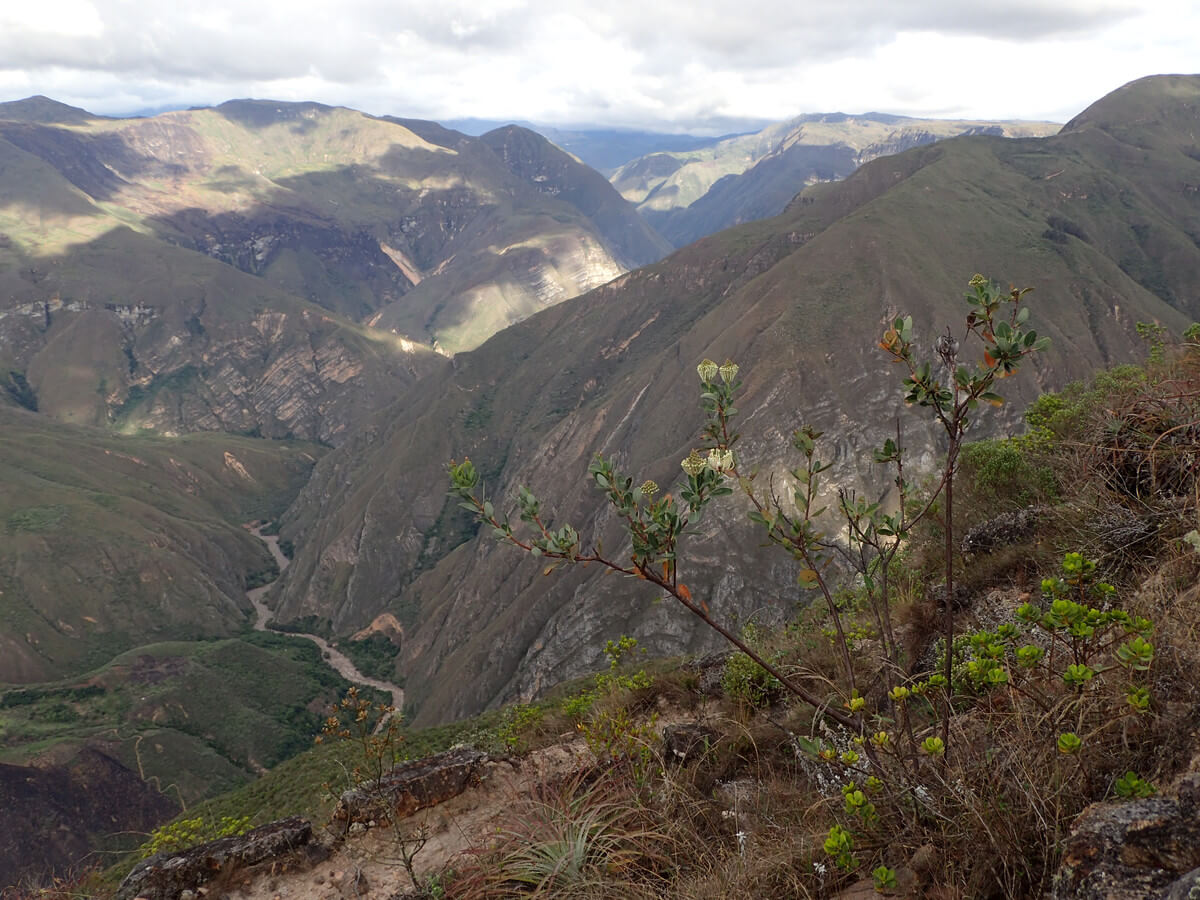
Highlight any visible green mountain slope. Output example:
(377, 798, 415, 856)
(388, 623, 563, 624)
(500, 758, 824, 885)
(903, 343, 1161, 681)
(272, 76, 1200, 726)
(0, 406, 323, 683)
(613, 112, 1060, 247)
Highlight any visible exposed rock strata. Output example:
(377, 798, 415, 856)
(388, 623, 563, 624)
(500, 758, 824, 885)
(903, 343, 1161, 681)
(334, 748, 490, 828)
(1053, 774, 1200, 899)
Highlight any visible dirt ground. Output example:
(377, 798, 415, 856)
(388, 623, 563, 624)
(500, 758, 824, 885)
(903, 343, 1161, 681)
(230, 739, 597, 900)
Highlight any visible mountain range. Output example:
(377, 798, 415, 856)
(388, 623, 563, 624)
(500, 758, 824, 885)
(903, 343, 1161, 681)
(2, 75, 1199, 885)
(612, 112, 1061, 247)
(0, 96, 670, 446)
(267, 74, 1200, 725)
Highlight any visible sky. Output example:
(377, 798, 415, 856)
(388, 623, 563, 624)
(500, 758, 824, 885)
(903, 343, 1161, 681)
(0, 0, 1196, 133)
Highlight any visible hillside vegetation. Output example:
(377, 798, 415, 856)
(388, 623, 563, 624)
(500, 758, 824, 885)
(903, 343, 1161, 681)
(0, 408, 324, 683)
(91, 338, 1200, 899)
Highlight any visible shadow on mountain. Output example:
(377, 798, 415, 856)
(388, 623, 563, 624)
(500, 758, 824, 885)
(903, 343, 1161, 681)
(214, 99, 337, 131)
(376, 116, 474, 151)
(143, 147, 642, 330)
(0, 122, 191, 203)
(0, 746, 178, 889)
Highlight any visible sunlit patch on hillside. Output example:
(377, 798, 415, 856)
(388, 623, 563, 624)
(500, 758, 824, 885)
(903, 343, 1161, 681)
(0, 203, 133, 256)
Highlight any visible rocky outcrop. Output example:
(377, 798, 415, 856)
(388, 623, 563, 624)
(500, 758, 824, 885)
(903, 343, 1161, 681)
(1053, 774, 1200, 899)
(333, 748, 490, 829)
(115, 817, 315, 900)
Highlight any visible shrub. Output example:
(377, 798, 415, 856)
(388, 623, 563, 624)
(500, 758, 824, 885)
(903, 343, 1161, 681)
(959, 438, 1057, 508)
(137, 815, 251, 858)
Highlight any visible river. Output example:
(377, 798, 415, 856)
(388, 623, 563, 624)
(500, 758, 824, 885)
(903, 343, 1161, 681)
(245, 524, 405, 713)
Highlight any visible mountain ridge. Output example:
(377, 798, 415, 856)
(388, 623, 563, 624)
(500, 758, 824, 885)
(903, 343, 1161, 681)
(613, 111, 1061, 246)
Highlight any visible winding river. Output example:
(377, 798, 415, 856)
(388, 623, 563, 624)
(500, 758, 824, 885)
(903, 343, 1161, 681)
(245, 525, 405, 713)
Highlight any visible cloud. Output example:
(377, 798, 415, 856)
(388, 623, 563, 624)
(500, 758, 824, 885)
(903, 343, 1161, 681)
(0, 0, 1189, 130)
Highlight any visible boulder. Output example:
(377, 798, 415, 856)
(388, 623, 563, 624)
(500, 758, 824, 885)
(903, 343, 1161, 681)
(333, 748, 488, 828)
(1053, 774, 1200, 898)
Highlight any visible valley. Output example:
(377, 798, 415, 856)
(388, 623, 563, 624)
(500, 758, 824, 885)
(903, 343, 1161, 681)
(1, 72, 1199, 892)
(246, 525, 404, 712)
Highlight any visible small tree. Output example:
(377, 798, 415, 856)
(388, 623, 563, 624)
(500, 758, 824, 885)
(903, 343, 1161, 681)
(448, 275, 1049, 753)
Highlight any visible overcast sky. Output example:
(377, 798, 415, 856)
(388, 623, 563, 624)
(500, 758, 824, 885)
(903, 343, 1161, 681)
(0, 0, 1195, 132)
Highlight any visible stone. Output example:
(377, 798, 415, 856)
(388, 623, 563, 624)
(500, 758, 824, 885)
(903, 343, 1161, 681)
(340, 870, 369, 898)
(115, 817, 313, 900)
(333, 748, 488, 828)
(960, 506, 1041, 557)
(684, 651, 730, 697)
(662, 723, 718, 765)
(1162, 868, 1200, 899)
(1052, 774, 1200, 898)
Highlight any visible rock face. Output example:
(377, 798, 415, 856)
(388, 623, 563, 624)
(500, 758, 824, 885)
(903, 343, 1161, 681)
(334, 748, 490, 828)
(115, 817, 314, 900)
(274, 76, 1200, 728)
(0, 227, 440, 443)
(1053, 774, 1200, 899)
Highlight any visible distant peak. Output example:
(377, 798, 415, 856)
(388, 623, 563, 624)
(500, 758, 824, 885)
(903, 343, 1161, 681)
(1060, 74, 1200, 135)
(0, 95, 99, 125)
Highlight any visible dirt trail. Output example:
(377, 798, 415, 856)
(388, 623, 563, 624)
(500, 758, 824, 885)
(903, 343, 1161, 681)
(245, 524, 404, 712)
